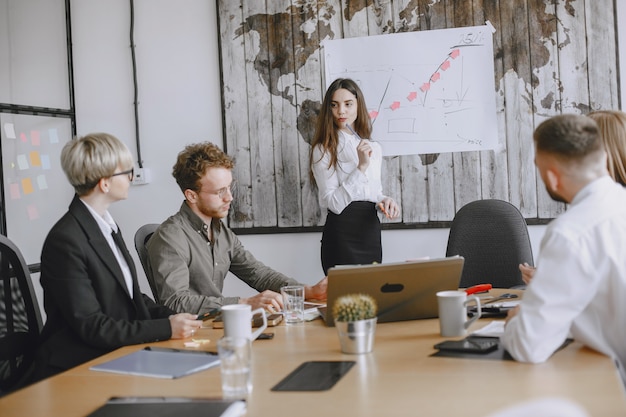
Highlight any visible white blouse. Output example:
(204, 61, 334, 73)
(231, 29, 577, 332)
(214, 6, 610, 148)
(311, 130, 386, 215)
(80, 199, 134, 298)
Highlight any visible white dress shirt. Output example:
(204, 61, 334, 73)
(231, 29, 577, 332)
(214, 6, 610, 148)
(311, 130, 387, 214)
(501, 176, 626, 384)
(80, 199, 134, 298)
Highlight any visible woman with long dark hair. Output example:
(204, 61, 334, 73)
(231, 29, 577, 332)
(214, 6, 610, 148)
(310, 78, 399, 275)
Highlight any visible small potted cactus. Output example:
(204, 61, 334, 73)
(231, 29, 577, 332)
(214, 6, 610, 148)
(332, 294, 378, 354)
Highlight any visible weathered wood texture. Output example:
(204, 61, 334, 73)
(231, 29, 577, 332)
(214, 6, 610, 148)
(217, 0, 619, 230)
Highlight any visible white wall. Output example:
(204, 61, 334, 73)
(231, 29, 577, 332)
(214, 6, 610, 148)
(65, 1, 580, 307)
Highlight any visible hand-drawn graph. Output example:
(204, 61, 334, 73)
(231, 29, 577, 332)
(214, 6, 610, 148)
(323, 24, 498, 156)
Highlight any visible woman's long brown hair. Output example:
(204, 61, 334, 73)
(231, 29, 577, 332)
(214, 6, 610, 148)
(587, 110, 626, 186)
(309, 78, 372, 184)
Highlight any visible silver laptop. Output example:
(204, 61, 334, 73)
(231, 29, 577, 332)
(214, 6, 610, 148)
(322, 256, 464, 326)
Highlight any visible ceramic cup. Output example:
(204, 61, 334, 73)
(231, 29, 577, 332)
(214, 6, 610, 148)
(221, 304, 267, 340)
(436, 290, 482, 337)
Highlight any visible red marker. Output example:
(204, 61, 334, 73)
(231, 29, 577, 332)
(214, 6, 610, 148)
(465, 283, 492, 295)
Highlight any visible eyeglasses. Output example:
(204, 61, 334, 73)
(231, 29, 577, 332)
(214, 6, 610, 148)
(111, 168, 134, 181)
(199, 183, 235, 199)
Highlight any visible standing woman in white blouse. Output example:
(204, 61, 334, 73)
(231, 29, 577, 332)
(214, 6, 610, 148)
(310, 78, 399, 275)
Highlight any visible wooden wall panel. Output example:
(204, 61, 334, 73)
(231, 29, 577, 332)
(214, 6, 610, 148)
(217, 0, 619, 231)
(219, 0, 253, 228)
(586, 2, 619, 113)
(478, 0, 509, 202)
(291, 1, 324, 227)
(528, 0, 560, 219)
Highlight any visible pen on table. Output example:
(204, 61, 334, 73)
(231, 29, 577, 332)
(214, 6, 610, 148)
(144, 346, 218, 355)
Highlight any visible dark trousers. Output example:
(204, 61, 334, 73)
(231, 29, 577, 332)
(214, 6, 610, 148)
(321, 201, 382, 275)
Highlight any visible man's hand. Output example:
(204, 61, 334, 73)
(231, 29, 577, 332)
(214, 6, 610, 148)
(239, 290, 283, 313)
(305, 276, 328, 301)
(169, 313, 202, 339)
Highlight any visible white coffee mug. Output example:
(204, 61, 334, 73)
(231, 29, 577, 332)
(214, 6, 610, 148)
(221, 304, 267, 340)
(436, 290, 482, 337)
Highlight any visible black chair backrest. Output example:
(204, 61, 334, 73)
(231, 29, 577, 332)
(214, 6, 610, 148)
(0, 234, 43, 394)
(446, 199, 533, 288)
(134, 224, 160, 302)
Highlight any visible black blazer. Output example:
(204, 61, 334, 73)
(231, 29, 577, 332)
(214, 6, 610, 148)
(33, 195, 175, 380)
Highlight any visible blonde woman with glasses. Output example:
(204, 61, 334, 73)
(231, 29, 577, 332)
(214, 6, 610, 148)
(32, 133, 200, 383)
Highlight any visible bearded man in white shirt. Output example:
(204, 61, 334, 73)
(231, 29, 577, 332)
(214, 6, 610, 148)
(502, 114, 626, 385)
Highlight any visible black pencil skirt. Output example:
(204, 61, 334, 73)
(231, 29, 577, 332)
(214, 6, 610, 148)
(321, 201, 382, 275)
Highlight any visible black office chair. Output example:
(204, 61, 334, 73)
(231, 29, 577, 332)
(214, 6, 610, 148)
(446, 199, 533, 288)
(0, 234, 43, 395)
(134, 223, 160, 303)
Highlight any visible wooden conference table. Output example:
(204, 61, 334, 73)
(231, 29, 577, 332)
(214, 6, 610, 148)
(1, 296, 625, 416)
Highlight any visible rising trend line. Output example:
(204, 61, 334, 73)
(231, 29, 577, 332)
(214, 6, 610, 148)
(373, 74, 393, 127)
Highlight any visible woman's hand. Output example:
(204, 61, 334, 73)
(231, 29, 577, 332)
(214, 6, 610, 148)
(379, 197, 400, 219)
(519, 262, 536, 285)
(169, 313, 202, 339)
(356, 139, 372, 172)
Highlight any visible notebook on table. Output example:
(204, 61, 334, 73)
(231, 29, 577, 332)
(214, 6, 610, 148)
(86, 397, 246, 417)
(89, 347, 220, 379)
(322, 256, 464, 326)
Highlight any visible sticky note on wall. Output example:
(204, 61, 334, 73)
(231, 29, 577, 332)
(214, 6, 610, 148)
(21, 178, 34, 194)
(17, 154, 29, 170)
(31, 130, 41, 146)
(49, 128, 59, 143)
(27, 204, 39, 220)
(41, 154, 51, 170)
(4, 123, 16, 139)
(9, 183, 21, 200)
(37, 175, 48, 190)
(30, 151, 42, 167)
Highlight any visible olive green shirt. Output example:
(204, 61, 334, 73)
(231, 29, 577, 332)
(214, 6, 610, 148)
(147, 201, 299, 314)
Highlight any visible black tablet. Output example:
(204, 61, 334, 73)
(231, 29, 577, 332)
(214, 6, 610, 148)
(271, 361, 355, 391)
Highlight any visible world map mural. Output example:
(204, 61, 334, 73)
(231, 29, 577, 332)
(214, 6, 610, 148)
(218, 0, 618, 231)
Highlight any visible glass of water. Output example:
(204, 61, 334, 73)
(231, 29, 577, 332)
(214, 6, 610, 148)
(217, 336, 252, 399)
(281, 285, 305, 324)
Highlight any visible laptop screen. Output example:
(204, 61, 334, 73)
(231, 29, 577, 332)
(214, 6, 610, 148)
(323, 256, 464, 326)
